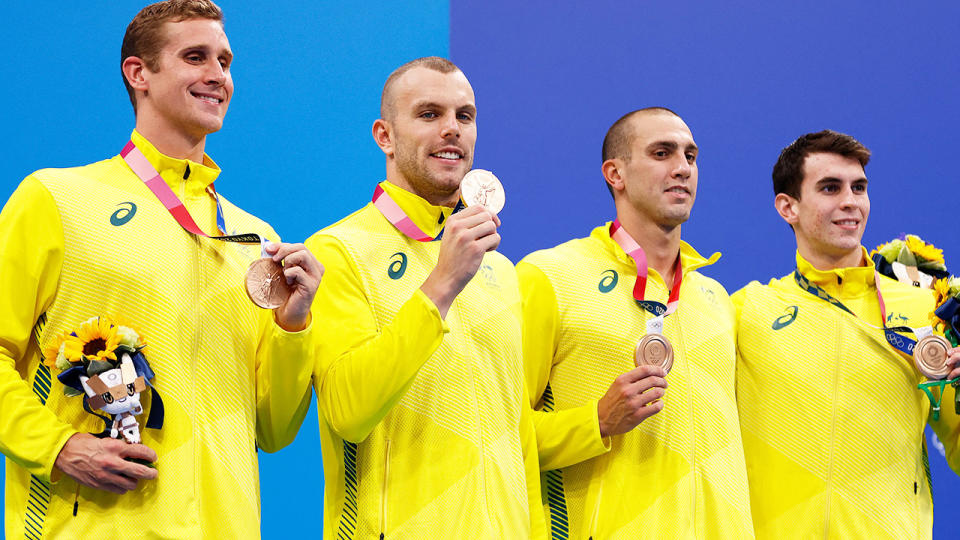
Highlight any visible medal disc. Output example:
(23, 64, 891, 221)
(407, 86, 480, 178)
(245, 258, 291, 309)
(460, 169, 506, 215)
(914, 334, 952, 379)
(634, 333, 674, 373)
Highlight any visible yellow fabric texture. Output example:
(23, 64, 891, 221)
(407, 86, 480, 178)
(0, 131, 314, 539)
(734, 248, 960, 539)
(306, 181, 544, 539)
(519, 224, 754, 539)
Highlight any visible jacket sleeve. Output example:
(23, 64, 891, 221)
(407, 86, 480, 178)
(0, 177, 78, 481)
(254, 306, 315, 453)
(517, 260, 610, 471)
(304, 233, 447, 444)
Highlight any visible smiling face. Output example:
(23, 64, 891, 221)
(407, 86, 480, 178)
(135, 18, 233, 142)
(777, 152, 870, 268)
(373, 67, 477, 206)
(606, 112, 698, 229)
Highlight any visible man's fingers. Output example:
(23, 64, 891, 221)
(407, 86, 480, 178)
(448, 206, 496, 230)
(119, 442, 158, 463)
(477, 233, 501, 253)
(269, 242, 308, 263)
(622, 364, 668, 384)
(632, 376, 668, 394)
(633, 400, 665, 423)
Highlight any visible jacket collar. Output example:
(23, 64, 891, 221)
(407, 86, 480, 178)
(593, 221, 721, 284)
(130, 130, 221, 198)
(378, 181, 456, 238)
(795, 247, 875, 297)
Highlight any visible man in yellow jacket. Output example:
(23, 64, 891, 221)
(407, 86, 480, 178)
(735, 130, 960, 538)
(0, 1, 321, 537)
(520, 108, 753, 538)
(305, 57, 544, 538)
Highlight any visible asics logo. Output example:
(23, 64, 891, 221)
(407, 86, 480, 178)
(388, 252, 407, 280)
(598, 270, 618, 293)
(772, 305, 798, 330)
(110, 202, 137, 226)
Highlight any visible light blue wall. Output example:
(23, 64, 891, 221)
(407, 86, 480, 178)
(0, 2, 447, 538)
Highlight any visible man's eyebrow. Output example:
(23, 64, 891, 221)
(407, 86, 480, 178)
(647, 140, 679, 151)
(815, 176, 868, 185)
(181, 44, 233, 61)
(645, 140, 698, 153)
(410, 100, 443, 110)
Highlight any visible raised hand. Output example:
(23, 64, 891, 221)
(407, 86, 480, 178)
(420, 205, 501, 317)
(597, 364, 668, 438)
(264, 242, 324, 332)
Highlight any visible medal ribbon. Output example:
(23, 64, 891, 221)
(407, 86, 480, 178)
(121, 141, 264, 248)
(372, 184, 462, 242)
(793, 270, 929, 356)
(609, 219, 683, 333)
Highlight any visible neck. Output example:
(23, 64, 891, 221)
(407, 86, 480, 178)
(616, 210, 681, 284)
(135, 117, 207, 163)
(797, 242, 865, 271)
(386, 164, 459, 207)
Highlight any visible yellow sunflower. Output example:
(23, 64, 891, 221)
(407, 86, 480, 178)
(905, 235, 945, 265)
(61, 317, 121, 365)
(42, 333, 68, 368)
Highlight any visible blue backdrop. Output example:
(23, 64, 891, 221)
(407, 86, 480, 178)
(2, 1, 957, 537)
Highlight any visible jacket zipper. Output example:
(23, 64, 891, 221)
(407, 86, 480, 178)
(72, 483, 80, 516)
(380, 438, 391, 539)
(675, 309, 697, 535)
(587, 475, 604, 540)
(823, 314, 844, 537)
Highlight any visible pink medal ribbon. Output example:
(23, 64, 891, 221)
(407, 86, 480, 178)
(120, 141, 263, 247)
(371, 184, 463, 242)
(371, 184, 435, 241)
(610, 219, 683, 332)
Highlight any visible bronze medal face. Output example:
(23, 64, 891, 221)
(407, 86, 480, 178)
(634, 333, 674, 373)
(245, 258, 291, 309)
(460, 169, 506, 215)
(914, 334, 952, 379)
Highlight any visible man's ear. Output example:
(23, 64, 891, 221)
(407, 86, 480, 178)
(122, 56, 150, 93)
(602, 158, 625, 194)
(372, 118, 394, 158)
(775, 192, 800, 226)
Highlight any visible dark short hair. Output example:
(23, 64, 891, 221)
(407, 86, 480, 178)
(772, 130, 871, 199)
(121, 0, 224, 111)
(380, 57, 461, 120)
(601, 107, 681, 196)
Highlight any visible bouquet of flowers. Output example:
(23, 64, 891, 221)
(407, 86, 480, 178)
(932, 277, 960, 348)
(871, 234, 949, 288)
(44, 317, 163, 443)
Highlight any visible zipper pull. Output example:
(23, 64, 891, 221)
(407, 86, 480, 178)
(73, 483, 80, 516)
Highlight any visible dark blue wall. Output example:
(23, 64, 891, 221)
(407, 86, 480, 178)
(451, 1, 960, 537)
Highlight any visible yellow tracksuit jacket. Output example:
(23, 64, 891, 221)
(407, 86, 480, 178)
(305, 181, 544, 539)
(0, 131, 313, 539)
(519, 224, 754, 539)
(735, 249, 960, 539)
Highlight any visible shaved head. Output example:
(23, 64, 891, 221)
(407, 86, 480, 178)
(381, 56, 461, 121)
(602, 107, 682, 164)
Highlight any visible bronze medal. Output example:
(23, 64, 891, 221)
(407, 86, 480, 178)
(914, 334, 952, 379)
(460, 169, 506, 215)
(634, 333, 674, 373)
(245, 258, 291, 309)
